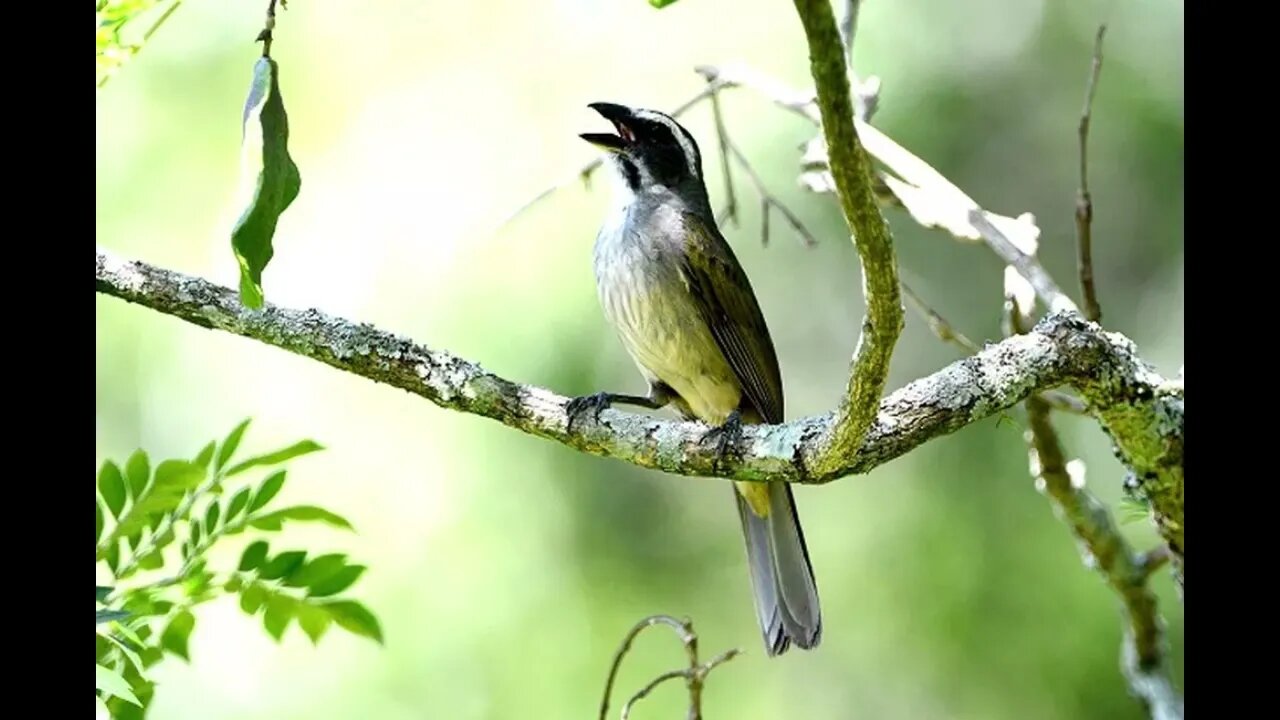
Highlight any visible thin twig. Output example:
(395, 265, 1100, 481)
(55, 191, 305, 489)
(1024, 398, 1182, 720)
(1076, 25, 1107, 322)
(1138, 546, 1171, 580)
(685, 648, 740, 720)
(142, 0, 184, 45)
(722, 131, 819, 247)
(598, 615, 693, 720)
(839, 0, 862, 63)
(500, 82, 726, 229)
(837, 0, 880, 120)
(901, 280, 980, 354)
(256, 0, 285, 57)
(599, 615, 739, 720)
(620, 670, 688, 720)
(1010, 296, 1181, 720)
(709, 91, 739, 228)
(690, 63, 1070, 313)
(903, 279, 1085, 414)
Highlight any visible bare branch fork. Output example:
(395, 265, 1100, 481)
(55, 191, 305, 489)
(598, 615, 739, 720)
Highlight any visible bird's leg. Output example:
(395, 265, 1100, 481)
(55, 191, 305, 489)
(701, 409, 745, 470)
(566, 383, 672, 431)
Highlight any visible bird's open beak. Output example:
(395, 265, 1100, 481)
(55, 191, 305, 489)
(580, 102, 636, 152)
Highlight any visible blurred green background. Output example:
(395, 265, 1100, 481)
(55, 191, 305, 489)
(95, 0, 1183, 718)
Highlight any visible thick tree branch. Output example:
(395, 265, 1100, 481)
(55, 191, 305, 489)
(96, 248, 1180, 501)
(790, 0, 905, 478)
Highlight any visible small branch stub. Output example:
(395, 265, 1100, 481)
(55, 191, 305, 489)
(256, 0, 287, 57)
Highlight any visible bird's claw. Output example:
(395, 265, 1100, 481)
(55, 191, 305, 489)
(566, 392, 613, 432)
(701, 411, 744, 471)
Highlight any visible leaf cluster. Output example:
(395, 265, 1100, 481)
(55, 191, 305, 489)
(95, 420, 381, 718)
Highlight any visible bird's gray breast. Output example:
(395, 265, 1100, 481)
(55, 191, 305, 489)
(592, 203, 741, 424)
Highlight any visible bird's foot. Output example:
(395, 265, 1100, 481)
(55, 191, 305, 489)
(566, 392, 615, 432)
(701, 410, 745, 471)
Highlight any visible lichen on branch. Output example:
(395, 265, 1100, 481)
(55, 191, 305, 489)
(96, 250, 1180, 501)
(790, 0, 905, 478)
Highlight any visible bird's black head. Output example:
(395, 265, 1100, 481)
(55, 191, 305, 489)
(581, 102, 704, 194)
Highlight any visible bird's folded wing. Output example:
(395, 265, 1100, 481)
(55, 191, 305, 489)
(676, 210, 785, 425)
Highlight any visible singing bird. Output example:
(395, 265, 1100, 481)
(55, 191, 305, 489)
(568, 101, 821, 655)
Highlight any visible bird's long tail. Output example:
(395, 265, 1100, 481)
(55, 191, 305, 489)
(735, 481, 822, 655)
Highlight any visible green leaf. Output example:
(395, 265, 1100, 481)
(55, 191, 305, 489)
(97, 609, 130, 624)
(97, 0, 185, 88)
(107, 663, 155, 720)
(140, 645, 164, 668)
(263, 592, 297, 641)
(205, 501, 222, 533)
(102, 625, 147, 674)
(296, 601, 331, 644)
(106, 543, 121, 575)
(118, 621, 149, 648)
(161, 610, 196, 661)
(231, 56, 301, 309)
(96, 500, 106, 545)
(137, 550, 165, 570)
(125, 449, 151, 499)
(321, 600, 384, 644)
(97, 663, 141, 706)
(239, 583, 268, 614)
(250, 505, 354, 532)
(239, 540, 270, 572)
(251, 516, 283, 531)
(103, 460, 205, 556)
(151, 525, 176, 553)
(226, 487, 252, 522)
(190, 518, 204, 548)
(99, 462, 127, 518)
(228, 439, 323, 478)
(248, 470, 287, 513)
(307, 564, 366, 598)
(97, 586, 114, 603)
(193, 441, 216, 468)
(284, 553, 346, 588)
(217, 418, 253, 470)
(258, 550, 307, 580)
(649, 0, 680, 7)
